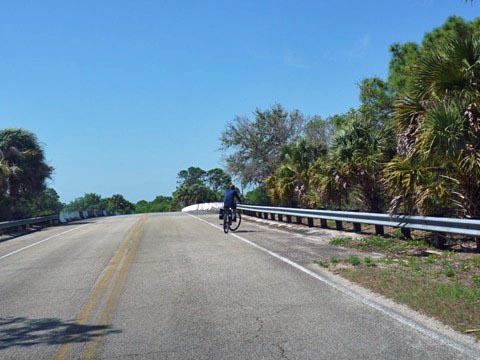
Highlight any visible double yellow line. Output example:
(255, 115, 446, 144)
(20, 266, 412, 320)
(53, 215, 148, 360)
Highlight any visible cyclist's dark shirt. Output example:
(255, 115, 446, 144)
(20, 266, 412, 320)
(224, 189, 241, 208)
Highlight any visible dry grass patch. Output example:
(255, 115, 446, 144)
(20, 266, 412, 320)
(321, 235, 480, 338)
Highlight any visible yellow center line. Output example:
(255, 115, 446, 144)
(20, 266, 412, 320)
(80, 215, 146, 359)
(52, 215, 147, 360)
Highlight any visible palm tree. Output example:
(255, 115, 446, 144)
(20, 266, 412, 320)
(264, 138, 325, 207)
(386, 33, 480, 219)
(308, 157, 349, 209)
(173, 183, 217, 207)
(0, 129, 53, 219)
(321, 112, 394, 212)
(264, 166, 296, 206)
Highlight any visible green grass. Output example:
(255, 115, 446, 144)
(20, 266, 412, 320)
(392, 228, 403, 237)
(339, 266, 480, 337)
(327, 220, 337, 227)
(434, 282, 480, 302)
(314, 260, 329, 268)
(345, 256, 361, 266)
(443, 267, 455, 278)
(329, 234, 431, 254)
(405, 257, 422, 272)
(425, 254, 439, 264)
(323, 231, 480, 337)
(330, 237, 352, 246)
(355, 236, 397, 250)
(468, 256, 480, 268)
(472, 275, 480, 288)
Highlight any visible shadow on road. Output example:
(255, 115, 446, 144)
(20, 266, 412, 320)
(0, 221, 96, 243)
(0, 317, 121, 349)
(232, 230, 265, 234)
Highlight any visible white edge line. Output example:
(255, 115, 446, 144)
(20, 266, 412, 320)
(185, 212, 479, 359)
(0, 224, 90, 261)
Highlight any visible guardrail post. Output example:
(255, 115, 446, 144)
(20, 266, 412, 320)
(257, 212, 261, 218)
(335, 221, 343, 230)
(375, 225, 384, 235)
(286, 215, 292, 223)
(278, 214, 283, 222)
(353, 223, 361, 233)
(320, 219, 328, 228)
(296, 216, 302, 225)
(308, 218, 314, 227)
(263, 212, 269, 220)
(401, 228, 412, 239)
(270, 213, 276, 221)
(433, 233, 446, 248)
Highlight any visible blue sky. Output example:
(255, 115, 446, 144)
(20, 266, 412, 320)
(1, 0, 478, 203)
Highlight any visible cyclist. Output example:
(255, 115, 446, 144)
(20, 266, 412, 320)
(224, 184, 241, 221)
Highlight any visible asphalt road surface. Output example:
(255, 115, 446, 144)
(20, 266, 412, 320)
(0, 213, 478, 359)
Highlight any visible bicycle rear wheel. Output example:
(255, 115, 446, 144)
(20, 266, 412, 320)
(229, 210, 241, 231)
(223, 211, 229, 233)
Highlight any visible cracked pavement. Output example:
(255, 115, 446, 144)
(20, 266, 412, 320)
(0, 213, 478, 359)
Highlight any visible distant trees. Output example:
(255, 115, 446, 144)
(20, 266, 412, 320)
(244, 187, 271, 206)
(60, 166, 232, 214)
(220, 104, 305, 187)
(206, 168, 232, 194)
(173, 166, 232, 207)
(64, 193, 135, 215)
(135, 196, 174, 213)
(27, 188, 64, 217)
(64, 193, 104, 212)
(105, 194, 135, 214)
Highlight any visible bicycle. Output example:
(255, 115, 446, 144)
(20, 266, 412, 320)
(223, 207, 241, 233)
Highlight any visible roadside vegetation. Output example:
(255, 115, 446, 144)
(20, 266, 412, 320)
(0, 128, 61, 220)
(317, 235, 480, 338)
(0, 132, 231, 217)
(221, 16, 480, 225)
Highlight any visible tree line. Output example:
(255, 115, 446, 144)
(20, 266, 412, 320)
(0, 128, 146, 220)
(221, 16, 480, 219)
(63, 166, 234, 214)
(0, 124, 232, 218)
(0, 128, 232, 220)
(62, 166, 233, 214)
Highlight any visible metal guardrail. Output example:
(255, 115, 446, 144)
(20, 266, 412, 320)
(0, 210, 115, 233)
(0, 215, 59, 230)
(238, 204, 480, 245)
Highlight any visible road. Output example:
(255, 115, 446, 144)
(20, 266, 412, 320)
(0, 212, 478, 359)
